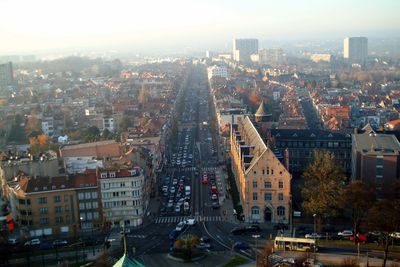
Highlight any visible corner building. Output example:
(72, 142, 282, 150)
(230, 116, 291, 224)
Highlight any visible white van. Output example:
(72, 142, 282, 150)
(185, 186, 191, 196)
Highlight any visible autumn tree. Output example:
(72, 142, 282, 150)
(83, 126, 100, 142)
(341, 180, 375, 243)
(25, 116, 41, 135)
(8, 114, 27, 143)
(367, 199, 400, 267)
(29, 134, 50, 154)
(301, 150, 346, 225)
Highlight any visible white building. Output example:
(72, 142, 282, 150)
(41, 117, 54, 136)
(259, 49, 284, 66)
(99, 167, 145, 227)
(344, 37, 368, 65)
(207, 65, 228, 80)
(310, 54, 333, 63)
(103, 117, 115, 132)
(233, 39, 258, 63)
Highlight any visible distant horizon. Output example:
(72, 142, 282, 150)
(1, 0, 399, 56)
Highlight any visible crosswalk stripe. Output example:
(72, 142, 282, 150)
(154, 215, 223, 224)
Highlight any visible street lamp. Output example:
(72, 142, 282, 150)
(252, 234, 260, 264)
(313, 214, 317, 260)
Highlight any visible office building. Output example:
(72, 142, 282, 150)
(230, 116, 291, 224)
(344, 37, 368, 65)
(233, 39, 258, 63)
(207, 65, 228, 80)
(0, 62, 14, 88)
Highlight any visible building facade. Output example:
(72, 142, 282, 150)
(259, 48, 284, 66)
(98, 166, 145, 227)
(233, 39, 259, 63)
(0, 62, 14, 89)
(351, 131, 400, 196)
(268, 129, 352, 177)
(344, 37, 368, 65)
(230, 116, 291, 224)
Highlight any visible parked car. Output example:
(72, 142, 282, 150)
(200, 236, 211, 243)
(24, 239, 40, 246)
(338, 230, 353, 239)
(350, 233, 367, 243)
(8, 238, 19, 245)
(233, 242, 250, 250)
(305, 233, 322, 239)
(212, 202, 220, 209)
(53, 240, 68, 247)
(40, 242, 54, 250)
(246, 225, 261, 233)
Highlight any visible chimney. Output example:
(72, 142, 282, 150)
(284, 148, 289, 172)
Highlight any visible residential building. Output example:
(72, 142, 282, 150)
(268, 129, 352, 177)
(351, 129, 400, 196)
(233, 39, 258, 63)
(259, 48, 284, 66)
(0, 62, 14, 89)
(98, 166, 145, 227)
(9, 174, 80, 237)
(207, 65, 228, 80)
(230, 116, 291, 224)
(103, 117, 115, 132)
(60, 140, 122, 159)
(310, 54, 333, 63)
(344, 37, 368, 65)
(73, 170, 102, 230)
(41, 117, 55, 136)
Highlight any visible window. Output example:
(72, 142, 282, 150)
(85, 202, 92, 209)
(64, 195, 69, 202)
(85, 192, 91, 199)
(277, 206, 285, 216)
(252, 181, 257, 188)
(37, 197, 47, 204)
(279, 181, 284, 189)
(109, 172, 116, 178)
(271, 169, 274, 175)
(262, 169, 265, 175)
(55, 206, 62, 213)
(253, 171, 257, 175)
(79, 203, 85, 210)
(266, 167, 270, 175)
(78, 193, 84, 200)
(92, 191, 98, 199)
(54, 195, 61, 203)
(92, 201, 98, 209)
(87, 212, 93, 221)
(253, 192, 258, 201)
(264, 193, 272, 201)
(101, 172, 107, 178)
(40, 218, 49, 225)
(55, 216, 63, 223)
(251, 206, 260, 215)
(278, 193, 284, 201)
(93, 212, 99, 219)
(264, 181, 271, 189)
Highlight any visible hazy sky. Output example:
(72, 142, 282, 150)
(1, 0, 399, 54)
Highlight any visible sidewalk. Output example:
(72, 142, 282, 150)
(217, 165, 238, 224)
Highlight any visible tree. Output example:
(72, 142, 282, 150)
(341, 180, 375, 243)
(25, 116, 41, 135)
(8, 114, 27, 143)
(29, 134, 50, 154)
(367, 199, 400, 267)
(101, 129, 113, 140)
(301, 150, 346, 224)
(83, 126, 100, 142)
(118, 116, 133, 132)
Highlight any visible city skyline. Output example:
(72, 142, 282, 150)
(1, 0, 399, 54)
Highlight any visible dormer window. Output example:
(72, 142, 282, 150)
(100, 172, 107, 179)
(52, 185, 56, 190)
(109, 172, 116, 178)
(43, 186, 47, 190)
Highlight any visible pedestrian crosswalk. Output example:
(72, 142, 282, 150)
(154, 215, 222, 224)
(202, 167, 217, 171)
(167, 166, 217, 172)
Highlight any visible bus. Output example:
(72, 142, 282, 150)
(274, 236, 318, 252)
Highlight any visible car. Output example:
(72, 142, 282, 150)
(211, 194, 218, 200)
(8, 238, 19, 245)
(184, 202, 190, 212)
(233, 242, 250, 250)
(170, 187, 176, 194)
(211, 185, 218, 194)
(196, 242, 211, 249)
(338, 230, 353, 239)
(175, 204, 181, 213)
(202, 177, 208, 184)
(162, 185, 168, 192)
(53, 240, 68, 247)
(305, 233, 322, 239)
(350, 233, 367, 243)
(274, 223, 289, 231)
(200, 236, 211, 243)
(39, 242, 54, 250)
(230, 227, 247, 235)
(169, 229, 179, 240)
(24, 239, 40, 246)
(172, 179, 178, 186)
(176, 221, 187, 231)
(212, 202, 220, 209)
(185, 218, 196, 226)
(120, 228, 131, 235)
(246, 225, 261, 233)
(390, 232, 400, 239)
